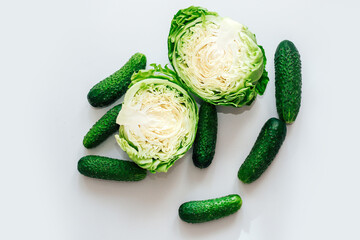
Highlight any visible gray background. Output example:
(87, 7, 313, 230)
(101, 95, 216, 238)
(1, 0, 360, 239)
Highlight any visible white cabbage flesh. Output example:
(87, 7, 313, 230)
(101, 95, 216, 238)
(168, 7, 268, 107)
(177, 16, 261, 94)
(115, 77, 198, 173)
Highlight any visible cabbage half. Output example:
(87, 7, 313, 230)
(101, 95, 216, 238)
(168, 6, 269, 107)
(115, 64, 198, 173)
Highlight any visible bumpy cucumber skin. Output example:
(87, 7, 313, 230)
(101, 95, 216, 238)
(87, 53, 146, 107)
(83, 104, 122, 148)
(275, 40, 302, 124)
(192, 102, 217, 168)
(78, 155, 146, 181)
(238, 118, 287, 183)
(179, 194, 242, 223)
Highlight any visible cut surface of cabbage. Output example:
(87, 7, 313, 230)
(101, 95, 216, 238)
(168, 6, 268, 107)
(115, 72, 198, 173)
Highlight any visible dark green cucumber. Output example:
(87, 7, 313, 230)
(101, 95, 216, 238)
(87, 53, 146, 107)
(192, 101, 217, 168)
(83, 104, 122, 148)
(238, 118, 286, 183)
(78, 155, 146, 181)
(179, 194, 242, 223)
(275, 40, 302, 124)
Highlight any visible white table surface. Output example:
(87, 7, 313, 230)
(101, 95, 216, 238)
(1, 0, 360, 239)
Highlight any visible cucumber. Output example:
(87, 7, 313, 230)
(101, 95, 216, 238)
(83, 104, 122, 148)
(87, 53, 146, 107)
(275, 40, 302, 124)
(179, 194, 242, 223)
(78, 155, 146, 181)
(192, 101, 217, 168)
(238, 118, 286, 183)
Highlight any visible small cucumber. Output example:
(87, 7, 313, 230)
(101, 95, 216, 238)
(238, 118, 286, 183)
(275, 40, 302, 124)
(178, 194, 242, 223)
(87, 53, 146, 107)
(78, 155, 146, 181)
(192, 101, 217, 168)
(83, 104, 122, 148)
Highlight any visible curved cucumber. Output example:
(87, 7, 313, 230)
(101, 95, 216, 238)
(87, 53, 146, 107)
(192, 101, 217, 168)
(83, 104, 122, 148)
(179, 194, 242, 223)
(78, 155, 146, 181)
(238, 118, 287, 183)
(275, 40, 302, 124)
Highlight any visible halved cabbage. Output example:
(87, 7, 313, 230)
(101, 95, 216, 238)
(115, 64, 198, 173)
(168, 6, 269, 107)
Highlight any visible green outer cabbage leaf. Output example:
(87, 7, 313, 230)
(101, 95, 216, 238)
(168, 6, 269, 107)
(115, 64, 198, 173)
